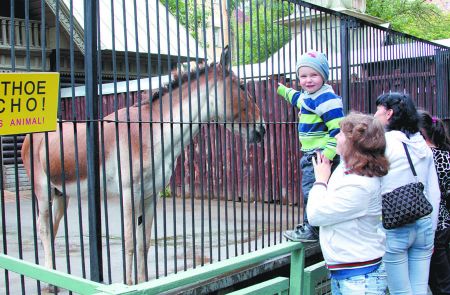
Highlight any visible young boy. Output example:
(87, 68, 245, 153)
(277, 50, 344, 242)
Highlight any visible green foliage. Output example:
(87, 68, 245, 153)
(159, 186, 172, 198)
(162, 0, 211, 41)
(232, 0, 293, 65)
(366, 0, 450, 41)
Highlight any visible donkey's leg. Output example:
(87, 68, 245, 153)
(36, 190, 55, 271)
(136, 195, 155, 283)
(52, 189, 68, 235)
(123, 192, 135, 285)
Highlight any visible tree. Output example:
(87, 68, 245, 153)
(366, 0, 450, 41)
(232, 0, 293, 65)
(162, 0, 211, 42)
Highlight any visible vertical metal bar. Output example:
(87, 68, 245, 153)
(435, 49, 444, 119)
(221, 0, 230, 259)
(53, 0, 73, 282)
(260, 0, 270, 249)
(239, 0, 248, 256)
(181, 0, 190, 269)
(281, 2, 290, 239)
(162, 0, 174, 275)
(273, 1, 281, 243)
(170, 0, 182, 272)
(96, 0, 110, 282)
(207, 0, 217, 263)
(108, 0, 126, 283)
(199, 0, 211, 265)
(293, 3, 301, 230)
(254, 0, 263, 248)
(191, 0, 200, 266)
(68, 0, 87, 281)
(131, 0, 148, 280)
(8, 1, 27, 292)
(84, 0, 102, 283)
(340, 16, 349, 112)
(367, 26, 373, 113)
(119, 0, 138, 283)
(275, 0, 283, 244)
(24, 4, 43, 281)
(230, 0, 239, 258)
(214, 0, 224, 262)
(245, 0, 255, 252)
(40, 1, 58, 291)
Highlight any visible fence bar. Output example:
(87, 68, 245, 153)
(84, 0, 103, 283)
(340, 16, 350, 112)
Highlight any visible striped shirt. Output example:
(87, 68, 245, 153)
(280, 84, 344, 160)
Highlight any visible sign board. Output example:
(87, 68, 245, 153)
(0, 72, 60, 136)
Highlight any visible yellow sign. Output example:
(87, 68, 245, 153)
(0, 72, 60, 135)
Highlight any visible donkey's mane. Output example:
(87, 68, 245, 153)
(138, 61, 236, 106)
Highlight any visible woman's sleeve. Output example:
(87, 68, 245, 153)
(306, 178, 373, 227)
(427, 157, 441, 231)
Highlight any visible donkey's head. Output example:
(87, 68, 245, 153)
(214, 46, 266, 143)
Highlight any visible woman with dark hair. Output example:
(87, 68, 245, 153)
(419, 110, 450, 295)
(307, 112, 389, 294)
(374, 92, 440, 295)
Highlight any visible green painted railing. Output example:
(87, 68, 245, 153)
(0, 242, 307, 294)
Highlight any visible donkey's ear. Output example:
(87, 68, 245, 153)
(220, 45, 230, 71)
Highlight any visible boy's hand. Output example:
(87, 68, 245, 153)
(277, 83, 288, 97)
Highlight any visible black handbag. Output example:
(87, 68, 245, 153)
(381, 143, 433, 229)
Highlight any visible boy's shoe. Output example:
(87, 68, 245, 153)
(283, 224, 318, 242)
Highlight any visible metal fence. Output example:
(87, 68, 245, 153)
(1, 0, 449, 293)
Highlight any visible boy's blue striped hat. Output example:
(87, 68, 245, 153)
(296, 51, 329, 82)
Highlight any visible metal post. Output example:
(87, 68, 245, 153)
(289, 243, 305, 295)
(84, 0, 102, 282)
(435, 48, 444, 119)
(340, 16, 350, 113)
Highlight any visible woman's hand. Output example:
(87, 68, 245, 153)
(312, 151, 331, 183)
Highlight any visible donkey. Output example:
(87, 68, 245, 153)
(21, 46, 266, 286)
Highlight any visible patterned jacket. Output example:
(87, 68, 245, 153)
(431, 147, 450, 231)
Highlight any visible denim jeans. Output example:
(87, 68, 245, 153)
(383, 216, 435, 295)
(330, 263, 388, 295)
(300, 153, 315, 223)
(300, 152, 339, 223)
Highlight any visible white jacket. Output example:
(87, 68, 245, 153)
(381, 131, 440, 230)
(307, 164, 386, 267)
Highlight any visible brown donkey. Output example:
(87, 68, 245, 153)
(21, 46, 266, 287)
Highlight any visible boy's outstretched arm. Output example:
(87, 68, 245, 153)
(277, 83, 302, 108)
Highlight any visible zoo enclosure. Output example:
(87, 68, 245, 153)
(1, 0, 449, 293)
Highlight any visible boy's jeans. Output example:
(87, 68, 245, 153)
(383, 216, 434, 295)
(330, 263, 387, 295)
(300, 151, 339, 223)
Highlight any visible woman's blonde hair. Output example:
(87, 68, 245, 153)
(340, 112, 389, 177)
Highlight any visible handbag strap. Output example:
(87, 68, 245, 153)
(402, 143, 418, 177)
